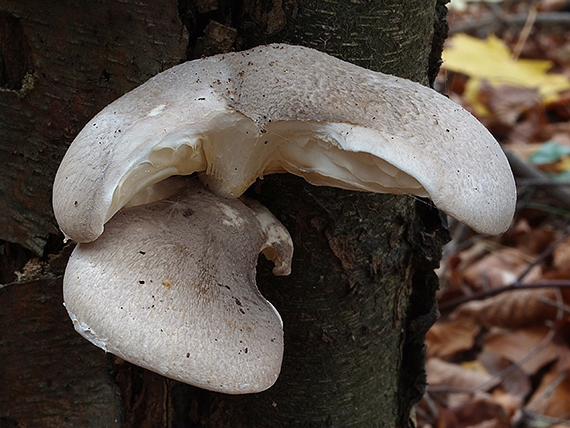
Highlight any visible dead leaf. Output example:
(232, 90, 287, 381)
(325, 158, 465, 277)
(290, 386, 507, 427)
(463, 418, 506, 428)
(526, 362, 570, 419)
(427, 318, 481, 359)
(451, 241, 494, 273)
(450, 395, 510, 428)
(451, 288, 562, 328)
(552, 236, 570, 271)
(506, 219, 557, 256)
(461, 248, 541, 291)
(537, 0, 569, 13)
(442, 34, 570, 115)
(476, 82, 549, 144)
(479, 351, 532, 400)
(491, 389, 521, 419)
(427, 358, 496, 391)
(484, 326, 558, 375)
(546, 90, 570, 122)
(437, 406, 459, 428)
(478, 83, 541, 126)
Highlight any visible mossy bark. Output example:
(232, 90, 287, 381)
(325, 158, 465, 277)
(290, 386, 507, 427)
(0, 0, 450, 426)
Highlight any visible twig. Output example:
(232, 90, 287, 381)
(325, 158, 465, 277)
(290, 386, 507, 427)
(518, 179, 570, 187)
(538, 296, 570, 314)
(450, 12, 570, 35)
(442, 233, 567, 305)
(511, 7, 537, 60)
(440, 232, 570, 313)
(505, 149, 570, 213)
(439, 281, 570, 313)
(473, 327, 556, 393)
(521, 202, 570, 218)
(517, 233, 570, 282)
(518, 408, 570, 427)
(525, 370, 568, 414)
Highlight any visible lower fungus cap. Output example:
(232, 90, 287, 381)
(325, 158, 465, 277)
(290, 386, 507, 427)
(63, 179, 293, 394)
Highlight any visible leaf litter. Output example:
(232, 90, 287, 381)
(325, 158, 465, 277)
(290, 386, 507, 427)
(419, 1, 570, 426)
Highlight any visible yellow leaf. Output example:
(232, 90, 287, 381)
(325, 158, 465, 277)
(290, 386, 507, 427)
(463, 78, 489, 116)
(442, 34, 570, 113)
(556, 156, 570, 172)
(461, 359, 489, 376)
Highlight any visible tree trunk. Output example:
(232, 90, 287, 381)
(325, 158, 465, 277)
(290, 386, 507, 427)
(0, 0, 450, 426)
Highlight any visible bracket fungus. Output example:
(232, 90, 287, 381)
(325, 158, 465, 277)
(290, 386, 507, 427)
(63, 179, 292, 393)
(53, 44, 516, 394)
(53, 44, 515, 245)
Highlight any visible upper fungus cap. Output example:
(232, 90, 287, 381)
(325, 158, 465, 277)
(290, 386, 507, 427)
(53, 44, 516, 242)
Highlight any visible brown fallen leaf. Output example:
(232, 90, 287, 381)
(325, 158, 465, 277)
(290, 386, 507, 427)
(462, 418, 506, 428)
(451, 288, 562, 328)
(536, 0, 570, 13)
(526, 361, 570, 419)
(437, 406, 459, 428)
(461, 248, 541, 291)
(491, 389, 521, 419)
(449, 395, 510, 428)
(427, 358, 496, 392)
(552, 236, 570, 271)
(483, 326, 558, 375)
(479, 83, 540, 127)
(479, 351, 532, 400)
(427, 317, 481, 360)
(478, 82, 547, 144)
(506, 218, 557, 257)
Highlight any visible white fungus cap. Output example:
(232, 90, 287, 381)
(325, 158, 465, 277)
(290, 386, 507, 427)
(53, 44, 516, 244)
(63, 179, 293, 394)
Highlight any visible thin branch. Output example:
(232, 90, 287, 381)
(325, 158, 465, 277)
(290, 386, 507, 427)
(506, 149, 570, 213)
(450, 12, 570, 35)
(512, 7, 537, 60)
(516, 233, 570, 283)
(538, 296, 570, 315)
(518, 179, 570, 187)
(518, 408, 570, 427)
(439, 282, 570, 313)
(440, 233, 570, 313)
(473, 327, 556, 393)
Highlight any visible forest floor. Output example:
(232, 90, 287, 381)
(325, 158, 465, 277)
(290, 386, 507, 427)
(417, 1, 570, 427)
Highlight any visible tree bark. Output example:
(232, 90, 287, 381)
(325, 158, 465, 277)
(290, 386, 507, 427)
(0, 1, 188, 426)
(0, 0, 188, 254)
(0, 0, 450, 426)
